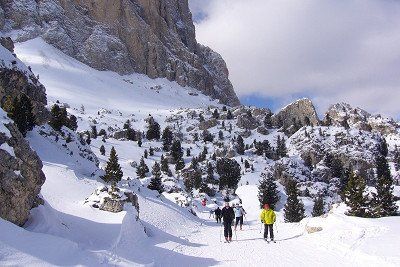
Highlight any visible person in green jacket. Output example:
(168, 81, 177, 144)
(260, 203, 276, 242)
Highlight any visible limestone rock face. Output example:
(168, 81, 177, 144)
(236, 113, 259, 130)
(0, 117, 46, 226)
(272, 98, 319, 129)
(0, 0, 240, 106)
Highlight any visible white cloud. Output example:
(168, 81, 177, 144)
(193, 0, 400, 117)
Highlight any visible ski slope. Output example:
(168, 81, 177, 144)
(0, 38, 399, 266)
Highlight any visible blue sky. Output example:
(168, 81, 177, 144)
(189, 0, 400, 119)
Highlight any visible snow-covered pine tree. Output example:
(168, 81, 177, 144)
(148, 162, 164, 194)
(10, 94, 36, 137)
(217, 158, 241, 190)
(312, 195, 325, 217)
(284, 179, 305, 222)
(175, 158, 185, 171)
(226, 110, 233, 120)
(100, 145, 105, 155)
(146, 116, 160, 140)
(170, 139, 183, 163)
(144, 149, 148, 159)
(370, 154, 398, 217)
(91, 125, 97, 139)
(344, 172, 368, 217)
(258, 173, 280, 209)
(236, 135, 245, 155)
(136, 157, 149, 179)
(212, 109, 219, 119)
(162, 127, 173, 151)
(137, 135, 142, 147)
(160, 155, 172, 177)
(102, 147, 123, 186)
(394, 146, 400, 171)
(276, 136, 287, 158)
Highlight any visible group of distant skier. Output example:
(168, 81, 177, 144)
(211, 202, 276, 243)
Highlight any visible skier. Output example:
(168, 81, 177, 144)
(221, 202, 235, 242)
(260, 203, 276, 242)
(215, 207, 222, 223)
(234, 203, 247, 230)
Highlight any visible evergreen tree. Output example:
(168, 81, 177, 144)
(175, 158, 185, 171)
(148, 162, 164, 194)
(218, 130, 224, 140)
(186, 148, 191, 157)
(394, 148, 400, 171)
(91, 125, 97, 139)
(276, 136, 287, 158)
(331, 157, 344, 178)
(136, 157, 149, 179)
(344, 172, 369, 217)
(202, 130, 214, 143)
(10, 94, 36, 136)
(49, 104, 68, 132)
(144, 149, 148, 159)
(170, 139, 183, 163)
(126, 127, 136, 141)
(226, 110, 233, 120)
(371, 154, 398, 217)
(102, 147, 123, 186)
(283, 179, 305, 223)
(149, 147, 154, 156)
(67, 115, 78, 131)
(199, 113, 205, 122)
(312, 195, 325, 217)
(236, 135, 245, 155)
(258, 173, 280, 209)
(216, 158, 241, 190)
(303, 154, 313, 170)
(123, 120, 131, 129)
(86, 135, 91, 145)
(264, 113, 272, 128)
(212, 109, 220, 119)
(162, 127, 174, 151)
(146, 116, 160, 140)
(161, 155, 172, 176)
(206, 162, 217, 184)
(377, 137, 388, 157)
(184, 168, 202, 193)
(244, 160, 250, 169)
(199, 179, 213, 196)
(100, 145, 106, 156)
(137, 135, 142, 147)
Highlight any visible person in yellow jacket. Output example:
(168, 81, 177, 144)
(260, 203, 276, 242)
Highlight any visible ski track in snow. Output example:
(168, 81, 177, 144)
(0, 38, 399, 267)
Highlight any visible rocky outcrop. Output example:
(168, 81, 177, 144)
(0, 40, 49, 123)
(237, 113, 259, 130)
(0, 0, 240, 106)
(199, 118, 218, 130)
(0, 110, 46, 226)
(272, 98, 319, 129)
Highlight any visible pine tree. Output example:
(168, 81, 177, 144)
(170, 139, 183, 163)
(10, 94, 36, 136)
(394, 148, 400, 171)
(67, 115, 78, 131)
(161, 155, 172, 176)
(162, 127, 174, 151)
(212, 109, 219, 119)
(236, 135, 245, 155)
(344, 172, 368, 217)
(199, 113, 205, 122)
(175, 158, 185, 171)
(371, 154, 398, 217)
(102, 147, 123, 186)
(218, 130, 224, 140)
(100, 145, 106, 156)
(312, 195, 325, 217)
(148, 162, 164, 194)
(264, 113, 272, 128)
(49, 104, 68, 132)
(283, 179, 305, 223)
(144, 149, 148, 159)
(149, 147, 154, 156)
(258, 173, 280, 209)
(377, 137, 388, 157)
(91, 125, 97, 139)
(186, 148, 191, 157)
(244, 160, 250, 169)
(276, 136, 287, 158)
(136, 157, 149, 179)
(217, 158, 241, 190)
(137, 135, 142, 147)
(146, 116, 160, 140)
(206, 162, 217, 184)
(303, 154, 313, 170)
(226, 110, 233, 120)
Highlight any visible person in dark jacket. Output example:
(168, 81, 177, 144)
(214, 207, 222, 223)
(221, 202, 235, 242)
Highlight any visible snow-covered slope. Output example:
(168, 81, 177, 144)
(1, 37, 399, 266)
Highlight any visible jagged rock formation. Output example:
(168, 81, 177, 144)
(0, 39, 49, 123)
(325, 103, 399, 135)
(272, 98, 320, 130)
(0, 0, 240, 106)
(0, 109, 46, 226)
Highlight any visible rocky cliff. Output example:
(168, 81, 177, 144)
(0, 0, 240, 106)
